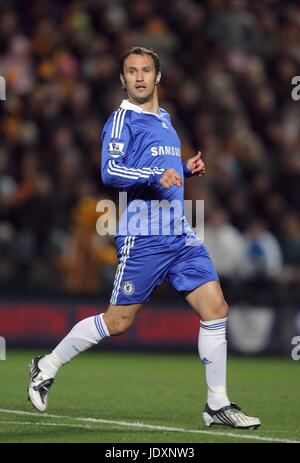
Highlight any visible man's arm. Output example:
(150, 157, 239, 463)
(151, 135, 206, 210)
(182, 161, 194, 178)
(183, 151, 205, 178)
(101, 110, 164, 188)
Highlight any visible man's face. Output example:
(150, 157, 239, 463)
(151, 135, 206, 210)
(121, 53, 160, 103)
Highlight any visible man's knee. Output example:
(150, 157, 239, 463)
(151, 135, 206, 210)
(110, 316, 134, 336)
(103, 305, 140, 336)
(212, 301, 229, 319)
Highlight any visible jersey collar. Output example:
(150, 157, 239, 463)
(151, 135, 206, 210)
(120, 99, 161, 117)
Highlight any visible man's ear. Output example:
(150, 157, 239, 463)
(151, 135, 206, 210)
(155, 71, 161, 85)
(120, 74, 126, 90)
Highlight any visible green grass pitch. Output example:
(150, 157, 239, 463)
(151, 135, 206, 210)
(0, 350, 299, 443)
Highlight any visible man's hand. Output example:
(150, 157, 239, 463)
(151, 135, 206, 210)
(186, 151, 206, 176)
(159, 168, 182, 188)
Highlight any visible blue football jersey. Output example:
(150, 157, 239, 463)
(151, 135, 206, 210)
(101, 99, 193, 236)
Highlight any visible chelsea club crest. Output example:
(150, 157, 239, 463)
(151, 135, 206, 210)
(122, 281, 135, 295)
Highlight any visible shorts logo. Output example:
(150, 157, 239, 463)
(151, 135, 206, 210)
(108, 142, 125, 158)
(122, 281, 135, 295)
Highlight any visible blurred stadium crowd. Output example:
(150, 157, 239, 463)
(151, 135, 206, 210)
(0, 0, 300, 294)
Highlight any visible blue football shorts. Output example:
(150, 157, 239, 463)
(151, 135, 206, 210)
(110, 234, 219, 306)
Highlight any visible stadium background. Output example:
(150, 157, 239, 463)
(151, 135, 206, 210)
(0, 0, 300, 357)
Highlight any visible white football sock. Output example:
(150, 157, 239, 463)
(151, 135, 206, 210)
(198, 317, 231, 410)
(38, 314, 110, 378)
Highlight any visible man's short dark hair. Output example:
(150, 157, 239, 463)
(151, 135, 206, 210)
(120, 47, 160, 76)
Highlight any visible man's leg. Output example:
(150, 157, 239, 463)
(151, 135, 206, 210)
(28, 304, 142, 411)
(185, 280, 261, 429)
(185, 280, 230, 411)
